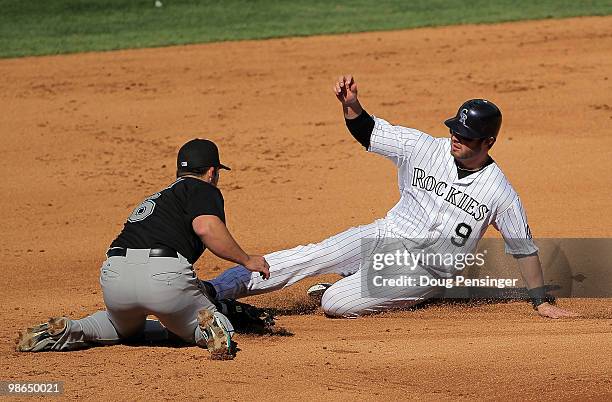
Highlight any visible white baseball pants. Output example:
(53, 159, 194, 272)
(209, 219, 437, 317)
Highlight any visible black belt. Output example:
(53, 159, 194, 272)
(106, 247, 178, 258)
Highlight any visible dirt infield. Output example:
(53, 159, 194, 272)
(1, 16, 611, 400)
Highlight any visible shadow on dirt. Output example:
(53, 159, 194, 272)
(260, 285, 562, 316)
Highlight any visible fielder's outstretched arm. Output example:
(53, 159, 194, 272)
(193, 215, 270, 279)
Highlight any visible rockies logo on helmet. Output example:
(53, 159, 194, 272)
(459, 108, 468, 125)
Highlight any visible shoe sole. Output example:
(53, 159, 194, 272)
(307, 283, 333, 299)
(197, 310, 233, 360)
(16, 317, 67, 352)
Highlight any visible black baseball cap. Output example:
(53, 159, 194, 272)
(177, 139, 231, 171)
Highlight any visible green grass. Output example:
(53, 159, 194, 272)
(1, 0, 611, 58)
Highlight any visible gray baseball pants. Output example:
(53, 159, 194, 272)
(52, 249, 220, 350)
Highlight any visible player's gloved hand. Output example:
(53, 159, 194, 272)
(536, 302, 580, 319)
(215, 299, 276, 334)
(333, 75, 358, 106)
(244, 255, 270, 280)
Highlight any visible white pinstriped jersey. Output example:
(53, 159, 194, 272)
(369, 116, 538, 261)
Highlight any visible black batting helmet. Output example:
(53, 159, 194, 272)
(444, 99, 502, 139)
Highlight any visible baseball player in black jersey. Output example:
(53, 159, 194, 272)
(16, 139, 269, 359)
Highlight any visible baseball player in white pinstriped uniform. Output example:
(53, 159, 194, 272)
(208, 75, 577, 319)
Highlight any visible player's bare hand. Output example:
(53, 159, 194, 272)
(244, 255, 270, 280)
(536, 303, 580, 319)
(333, 75, 358, 105)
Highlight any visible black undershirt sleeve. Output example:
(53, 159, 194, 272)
(345, 109, 375, 149)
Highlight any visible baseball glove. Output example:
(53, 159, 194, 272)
(214, 299, 276, 334)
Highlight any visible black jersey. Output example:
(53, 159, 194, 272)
(110, 177, 225, 264)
